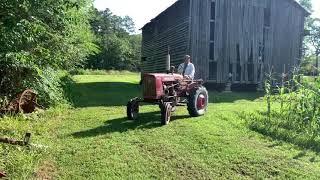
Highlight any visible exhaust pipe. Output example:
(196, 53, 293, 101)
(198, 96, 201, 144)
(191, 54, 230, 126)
(166, 53, 171, 72)
(166, 46, 171, 73)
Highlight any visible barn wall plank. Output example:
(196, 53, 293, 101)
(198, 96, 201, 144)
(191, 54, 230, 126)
(141, 0, 191, 73)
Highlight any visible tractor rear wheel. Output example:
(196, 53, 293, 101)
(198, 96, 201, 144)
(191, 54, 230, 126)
(127, 98, 139, 120)
(187, 86, 208, 117)
(160, 102, 172, 125)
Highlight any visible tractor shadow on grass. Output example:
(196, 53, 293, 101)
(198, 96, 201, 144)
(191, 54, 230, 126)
(208, 91, 264, 103)
(69, 82, 141, 107)
(68, 80, 264, 108)
(238, 111, 320, 153)
(71, 112, 191, 138)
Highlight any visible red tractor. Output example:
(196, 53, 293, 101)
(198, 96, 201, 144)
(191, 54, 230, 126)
(127, 73, 209, 125)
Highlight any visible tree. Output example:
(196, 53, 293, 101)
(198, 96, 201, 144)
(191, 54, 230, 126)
(307, 19, 320, 75)
(297, 0, 320, 76)
(87, 8, 141, 71)
(297, 0, 313, 56)
(300, 55, 317, 75)
(299, 0, 312, 12)
(0, 0, 97, 69)
(0, 0, 97, 105)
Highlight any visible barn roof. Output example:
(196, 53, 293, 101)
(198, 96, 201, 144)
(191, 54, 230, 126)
(288, 0, 311, 15)
(141, 0, 180, 30)
(141, 0, 310, 30)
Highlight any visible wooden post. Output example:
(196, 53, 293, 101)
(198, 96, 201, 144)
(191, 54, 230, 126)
(282, 64, 286, 86)
(257, 62, 264, 91)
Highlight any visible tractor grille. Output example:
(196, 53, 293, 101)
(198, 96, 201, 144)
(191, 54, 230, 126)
(143, 76, 157, 98)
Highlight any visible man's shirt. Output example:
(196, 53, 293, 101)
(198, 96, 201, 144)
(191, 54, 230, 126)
(177, 63, 195, 79)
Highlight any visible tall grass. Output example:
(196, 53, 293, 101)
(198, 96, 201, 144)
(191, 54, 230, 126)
(246, 69, 320, 151)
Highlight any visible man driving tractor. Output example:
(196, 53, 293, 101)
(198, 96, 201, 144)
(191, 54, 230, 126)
(128, 54, 208, 125)
(177, 55, 195, 80)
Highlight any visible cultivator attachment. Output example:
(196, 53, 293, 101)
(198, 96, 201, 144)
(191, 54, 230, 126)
(0, 89, 41, 115)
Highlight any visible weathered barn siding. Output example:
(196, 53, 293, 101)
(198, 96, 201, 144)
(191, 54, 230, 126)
(190, 0, 307, 83)
(189, 0, 211, 80)
(269, 0, 306, 74)
(211, 0, 267, 83)
(141, 0, 190, 73)
(141, 0, 308, 84)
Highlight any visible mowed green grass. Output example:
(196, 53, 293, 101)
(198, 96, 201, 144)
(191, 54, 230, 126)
(1, 73, 320, 179)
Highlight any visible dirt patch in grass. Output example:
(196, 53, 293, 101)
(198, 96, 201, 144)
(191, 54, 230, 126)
(35, 160, 57, 180)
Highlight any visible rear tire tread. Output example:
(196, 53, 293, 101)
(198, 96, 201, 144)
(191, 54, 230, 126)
(187, 86, 208, 117)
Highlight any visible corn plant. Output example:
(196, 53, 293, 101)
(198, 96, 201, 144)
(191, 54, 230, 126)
(247, 65, 320, 150)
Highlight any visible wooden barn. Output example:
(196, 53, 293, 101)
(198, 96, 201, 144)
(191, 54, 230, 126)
(141, 0, 309, 86)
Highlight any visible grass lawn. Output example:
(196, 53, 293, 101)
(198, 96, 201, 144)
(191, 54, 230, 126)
(1, 73, 320, 179)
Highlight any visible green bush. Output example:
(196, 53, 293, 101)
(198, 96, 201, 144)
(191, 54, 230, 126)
(0, 66, 74, 108)
(0, 0, 97, 107)
(23, 69, 74, 107)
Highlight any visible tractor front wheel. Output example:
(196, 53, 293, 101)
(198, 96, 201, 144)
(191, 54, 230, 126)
(187, 86, 208, 117)
(160, 102, 172, 125)
(127, 98, 139, 120)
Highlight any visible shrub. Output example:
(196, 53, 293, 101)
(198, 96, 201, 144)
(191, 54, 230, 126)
(0, 66, 74, 108)
(22, 69, 74, 107)
(0, 0, 97, 107)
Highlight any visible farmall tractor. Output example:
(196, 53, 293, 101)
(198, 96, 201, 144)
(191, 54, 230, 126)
(127, 55, 209, 125)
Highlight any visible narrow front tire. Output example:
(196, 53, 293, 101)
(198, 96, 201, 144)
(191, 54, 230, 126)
(160, 102, 172, 125)
(127, 98, 139, 120)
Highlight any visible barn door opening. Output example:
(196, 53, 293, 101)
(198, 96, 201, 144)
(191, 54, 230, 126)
(248, 64, 254, 82)
(236, 44, 241, 82)
(248, 46, 254, 82)
(209, 61, 217, 80)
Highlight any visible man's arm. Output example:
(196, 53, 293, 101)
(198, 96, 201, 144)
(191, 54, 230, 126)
(189, 64, 195, 79)
(177, 64, 184, 74)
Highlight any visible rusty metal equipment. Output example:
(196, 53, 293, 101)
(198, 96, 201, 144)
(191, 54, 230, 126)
(0, 133, 31, 146)
(127, 73, 209, 125)
(0, 89, 40, 114)
(0, 171, 6, 178)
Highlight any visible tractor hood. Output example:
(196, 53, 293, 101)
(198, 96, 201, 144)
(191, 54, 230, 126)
(145, 73, 183, 82)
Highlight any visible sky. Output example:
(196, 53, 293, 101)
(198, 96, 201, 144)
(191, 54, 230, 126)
(93, 0, 179, 31)
(312, 0, 320, 18)
(94, 0, 320, 32)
